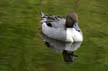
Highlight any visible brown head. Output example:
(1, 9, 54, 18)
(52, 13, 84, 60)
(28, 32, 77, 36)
(65, 12, 78, 28)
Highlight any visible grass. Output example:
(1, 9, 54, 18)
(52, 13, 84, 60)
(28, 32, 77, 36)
(0, 0, 108, 71)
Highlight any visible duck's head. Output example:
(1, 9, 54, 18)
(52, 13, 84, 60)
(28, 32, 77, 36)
(65, 12, 78, 28)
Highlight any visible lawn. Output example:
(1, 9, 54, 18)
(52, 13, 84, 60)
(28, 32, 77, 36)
(0, 0, 108, 71)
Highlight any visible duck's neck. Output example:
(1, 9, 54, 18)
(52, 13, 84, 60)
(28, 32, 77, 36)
(65, 22, 75, 28)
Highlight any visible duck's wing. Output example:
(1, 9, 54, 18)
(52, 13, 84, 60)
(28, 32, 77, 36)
(41, 12, 66, 28)
(41, 12, 64, 22)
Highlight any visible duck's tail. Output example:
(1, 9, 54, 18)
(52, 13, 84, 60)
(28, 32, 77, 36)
(41, 11, 45, 18)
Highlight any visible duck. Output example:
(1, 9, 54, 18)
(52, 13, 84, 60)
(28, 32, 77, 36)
(41, 12, 83, 63)
(41, 12, 83, 43)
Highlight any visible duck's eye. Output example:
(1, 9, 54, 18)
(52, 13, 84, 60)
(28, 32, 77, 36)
(66, 16, 72, 20)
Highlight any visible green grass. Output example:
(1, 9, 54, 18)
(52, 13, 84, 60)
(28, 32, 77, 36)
(0, 0, 108, 71)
